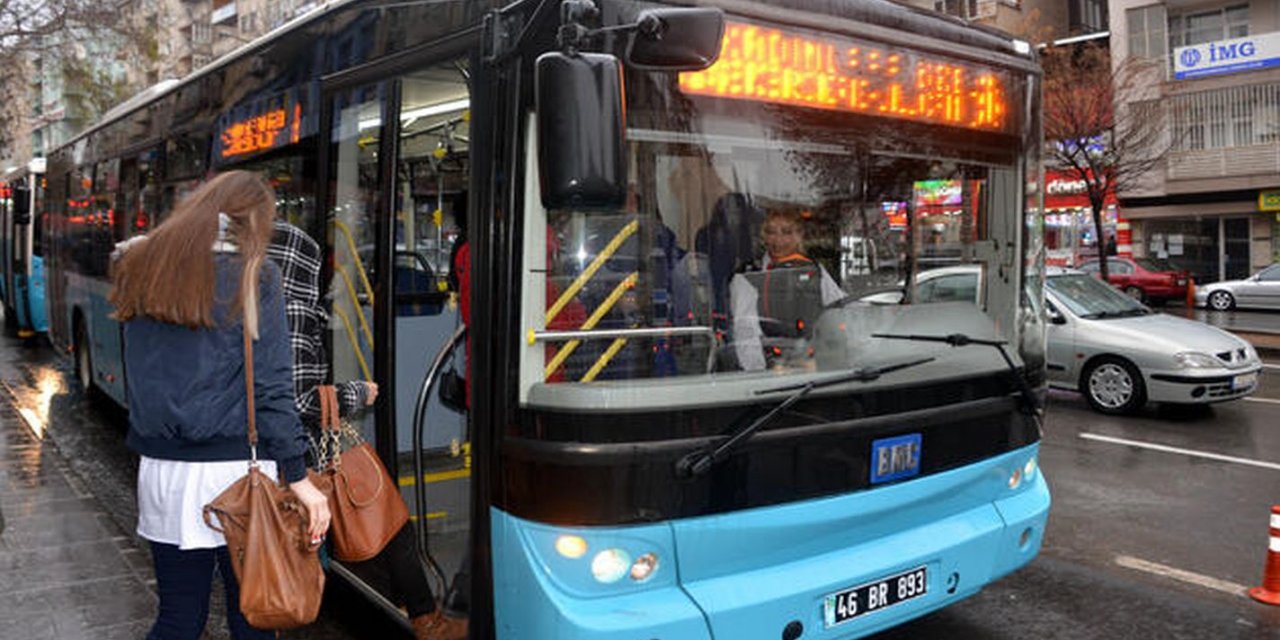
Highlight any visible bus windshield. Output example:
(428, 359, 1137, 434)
(524, 18, 1032, 401)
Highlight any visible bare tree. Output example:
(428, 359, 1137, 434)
(1043, 41, 1171, 282)
(0, 0, 154, 153)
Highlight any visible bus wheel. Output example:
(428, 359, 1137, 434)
(2, 305, 16, 338)
(74, 321, 94, 394)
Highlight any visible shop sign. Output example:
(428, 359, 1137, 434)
(1047, 177, 1087, 196)
(1260, 190, 1280, 212)
(1174, 31, 1280, 80)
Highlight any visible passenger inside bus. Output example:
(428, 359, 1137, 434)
(729, 208, 843, 371)
(694, 192, 762, 337)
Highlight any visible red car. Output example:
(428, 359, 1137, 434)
(1076, 257, 1190, 303)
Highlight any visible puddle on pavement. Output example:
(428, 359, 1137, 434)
(2, 364, 68, 441)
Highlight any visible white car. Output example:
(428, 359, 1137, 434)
(861, 266, 1263, 414)
(1194, 263, 1280, 311)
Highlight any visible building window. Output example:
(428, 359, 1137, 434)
(1070, 0, 1107, 34)
(933, 0, 994, 20)
(191, 21, 212, 44)
(1125, 4, 1166, 60)
(1171, 83, 1280, 151)
(1169, 4, 1248, 50)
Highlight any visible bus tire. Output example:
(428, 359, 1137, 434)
(74, 319, 94, 394)
(2, 304, 16, 338)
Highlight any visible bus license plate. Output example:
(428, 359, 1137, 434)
(823, 565, 928, 628)
(1233, 372, 1257, 391)
(870, 434, 921, 484)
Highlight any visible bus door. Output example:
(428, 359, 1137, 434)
(322, 58, 472, 607)
(388, 59, 472, 585)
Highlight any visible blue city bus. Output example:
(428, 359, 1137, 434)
(0, 158, 49, 338)
(44, 1, 1049, 637)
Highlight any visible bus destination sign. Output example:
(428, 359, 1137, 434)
(679, 22, 1014, 134)
(216, 88, 307, 161)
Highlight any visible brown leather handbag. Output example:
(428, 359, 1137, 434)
(317, 384, 410, 562)
(204, 325, 326, 630)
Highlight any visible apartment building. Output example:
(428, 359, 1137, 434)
(1112, 1, 1280, 283)
(124, 0, 318, 83)
(902, 0, 1107, 41)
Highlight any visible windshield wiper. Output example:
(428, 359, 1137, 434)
(1081, 308, 1147, 319)
(675, 357, 935, 478)
(871, 332, 1041, 421)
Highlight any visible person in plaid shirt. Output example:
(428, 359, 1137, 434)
(267, 220, 373, 422)
(267, 220, 466, 640)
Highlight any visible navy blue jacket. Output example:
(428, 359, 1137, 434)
(123, 256, 308, 483)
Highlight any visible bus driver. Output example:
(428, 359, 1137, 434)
(729, 208, 843, 371)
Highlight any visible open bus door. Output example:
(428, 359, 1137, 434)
(319, 44, 474, 630)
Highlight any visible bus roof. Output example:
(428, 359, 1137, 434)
(59, 0, 1034, 153)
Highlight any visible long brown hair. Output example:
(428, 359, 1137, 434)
(110, 171, 277, 337)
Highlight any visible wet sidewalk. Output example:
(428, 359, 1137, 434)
(0, 336, 369, 640)
(0, 380, 156, 638)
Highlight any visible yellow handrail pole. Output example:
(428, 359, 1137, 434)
(333, 219, 376, 306)
(331, 304, 373, 382)
(544, 272, 637, 379)
(545, 220, 639, 325)
(334, 262, 375, 349)
(580, 337, 628, 382)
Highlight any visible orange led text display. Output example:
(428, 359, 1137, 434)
(679, 23, 1012, 133)
(220, 104, 301, 158)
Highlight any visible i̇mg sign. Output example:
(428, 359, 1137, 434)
(1174, 31, 1280, 80)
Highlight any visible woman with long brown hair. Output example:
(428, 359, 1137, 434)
(111, 170, 329, 640)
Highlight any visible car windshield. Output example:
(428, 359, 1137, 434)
(1134, 257, 1176, 272)
(1047, 274, 1149, 318)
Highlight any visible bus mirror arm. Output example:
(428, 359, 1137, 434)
(872, 333, 1042, 421)
(675, 356, 935, 479)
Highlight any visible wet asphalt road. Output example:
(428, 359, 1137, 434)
(4, 336, 1280, 639)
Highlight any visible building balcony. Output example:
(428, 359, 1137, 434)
(1168, 143, 1280, 181)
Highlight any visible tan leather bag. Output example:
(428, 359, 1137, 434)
(317, 385, 410, 562)
(204, 325, 326, 630)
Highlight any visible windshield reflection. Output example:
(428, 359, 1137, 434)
(1047, 274, 1148, 318)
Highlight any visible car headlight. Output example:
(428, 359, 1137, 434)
(1174, 352, 1220, 369)
(1244, 344, 1260, 363)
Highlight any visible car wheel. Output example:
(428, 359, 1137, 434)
(1207, 290, 1234, 311)
(1081, 357, 1146, 415)
(1122, 285, 1145, 302)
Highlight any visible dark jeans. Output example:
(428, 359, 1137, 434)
(146, 541, 276, 640)
(377, 525, 437, 618)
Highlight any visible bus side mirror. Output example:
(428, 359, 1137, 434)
(626, 8, 725, 71)
(12, 187, 30, 224)
(535, 51, 627, 210)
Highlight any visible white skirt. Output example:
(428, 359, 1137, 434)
(136, 456, 279, 550)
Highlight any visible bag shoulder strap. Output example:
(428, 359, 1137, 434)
(243, 323, 257, 450)
(318, 385, 339, 432)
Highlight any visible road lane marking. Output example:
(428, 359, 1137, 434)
(1262, 364, 1280, 370)
(1245, 397, 1280, 405)
(1079, 433, 1280, 471)
(1114, 555, 1247, 597)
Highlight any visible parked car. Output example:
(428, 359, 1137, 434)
(1075, 257, 1191, 304)
(860, 265, 1262, 414)
(1194, 263, 1280, 311)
